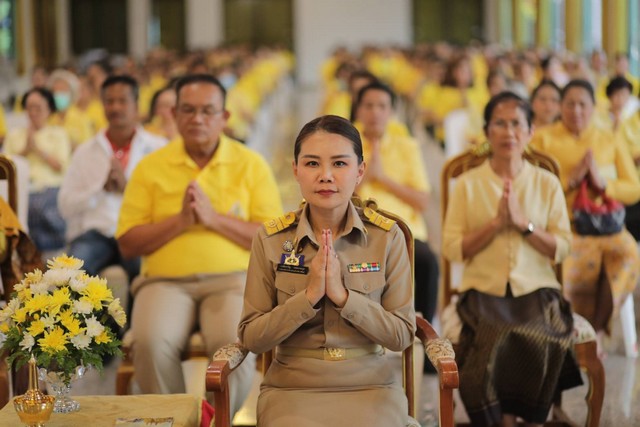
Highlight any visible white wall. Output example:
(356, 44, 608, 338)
(185, 0, 224, 50)
(294, 0, 412, 87)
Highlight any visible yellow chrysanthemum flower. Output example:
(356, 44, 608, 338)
(47, 254, 84, 270)
(0, 323, 9, 333)
(17, 287, 32, 303)
(38, 326, 68, 354)
(12, 307, 29, 323)
(49, 287, 72, 316)
(24, 293, 50, 315)
(94, 330, 112, 344)
(22, 269, 43, 286)
(80, 278, 113, 309)
(27, 319, 46, 336)
(59, 310, 83, 336)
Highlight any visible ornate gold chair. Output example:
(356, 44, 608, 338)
(205, 198, 459, 427)
(440, 143, 604, 427)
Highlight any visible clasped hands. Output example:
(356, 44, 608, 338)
(179, 181, 221, 230)
(305, 229, 348, 308)
(495, 180, 529, 233)
(568, 149, 606, 192)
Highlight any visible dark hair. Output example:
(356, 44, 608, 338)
(530, 79, 561, 102)
(88, 60, 113, 77)
(483, 91, 532, 132)
(175, 74, 227, 106)
(442, 55, 473, 88)
(148, 86, 175, 119)
(605, 76, 633, 98)
(21, 87, 57, 113)
(354, 81, 397, 110)
(561, 79, 595, 103)
(348, 70, 378, 89)
(294, 115, 363, 165)
(101, 74, 139, 101)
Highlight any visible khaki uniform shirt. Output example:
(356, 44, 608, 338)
(238, 201, 415, 355)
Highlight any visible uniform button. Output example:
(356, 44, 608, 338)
(363, 284, 370, 290)
(301, 312, 309, 319)
(290, 287, 295, 293)
(347, 313, 354, 320)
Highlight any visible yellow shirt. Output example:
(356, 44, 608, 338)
(0, 105, 6, 138)
(357, 133, 430, 240)
(530, 121, 640, 214)
(49, 106, 94, 147)
(442, 161, 571, 297)
(620, 113, 640, 176)
(354, 120, 410, 139)
(116, 136, 283, 277)
(85, 99, 107, 133)
(3, 126, 71, 191)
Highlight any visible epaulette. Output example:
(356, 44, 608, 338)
(360, 198, 395, 231)
(264, 212, 297, 236)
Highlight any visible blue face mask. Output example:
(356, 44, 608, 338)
(54, 92, 72, 111)
(218, 73, 237, 91)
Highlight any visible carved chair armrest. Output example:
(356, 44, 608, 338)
(205, 343, 249, 392)
(415, 317, 459, 390)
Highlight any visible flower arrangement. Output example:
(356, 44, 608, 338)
(0, 255, 125, 385)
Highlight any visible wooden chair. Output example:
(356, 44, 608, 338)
(440, 143, 605, 427)
(205, 198, 459, 427)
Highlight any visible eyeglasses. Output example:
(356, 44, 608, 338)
(489, 119, 528, 131)
(177, 105, 224, 118)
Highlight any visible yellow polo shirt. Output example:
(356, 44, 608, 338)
(49, 105, 94, 147)
(0, 105, 6, 139)
(116, 135, 283, 277)
(530, 121, 640, 215)
(619, 113, 640, 176)
(357, 132, 430, 241)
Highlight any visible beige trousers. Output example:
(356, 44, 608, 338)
(130, 272, 255, 415)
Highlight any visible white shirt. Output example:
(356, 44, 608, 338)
(58, 126, 166, 241)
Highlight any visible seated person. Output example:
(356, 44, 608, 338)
(531, 80, 640, 356)
(238, 115, 415, 427)
(3, 88, 71, 253)
(353, 82, 439, 325)
(58, 75, 165, 284)
(442, 92, 582, 427)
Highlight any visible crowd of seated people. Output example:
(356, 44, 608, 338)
(0, 39, 639, 425)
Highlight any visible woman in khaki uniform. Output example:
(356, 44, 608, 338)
(238, 115, 415, 427)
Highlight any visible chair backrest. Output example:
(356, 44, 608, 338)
(440, 142, 561, 305)
(259, 196, 418, 417)
(0, 155, 18, 213)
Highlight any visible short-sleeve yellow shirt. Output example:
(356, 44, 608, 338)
(357, 132, 431, 241)
(116, 135, 283, 277)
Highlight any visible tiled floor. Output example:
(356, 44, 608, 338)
(22, 83, 640, 426)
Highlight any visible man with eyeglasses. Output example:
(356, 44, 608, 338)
(116, 74, 282, 415)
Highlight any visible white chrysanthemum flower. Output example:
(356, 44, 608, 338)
(30, 281, 53, 295)
(85, 316, 104, 337)
(43, 268, 79, 287)
(72, 300, 93, 314)
(47, 254, 84, 270)
(13, 281, 26, 292)
(69, 276, 88, 292)
(0, 298, 20, 322)
(19, 333, 35, 352)
(108, 299, 127, 328)
(71, 333, 91, 350)
(41, 314, 57, 329)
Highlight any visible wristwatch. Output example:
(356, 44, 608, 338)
(522, 221, 535, 236)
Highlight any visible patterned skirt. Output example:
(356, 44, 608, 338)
(456, 286, 583, 426)
(563, 230, 639, 331)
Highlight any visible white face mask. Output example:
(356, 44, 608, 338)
(218, 73, 237, 90)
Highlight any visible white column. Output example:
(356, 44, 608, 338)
(185, 0, 223, 50)
(294, 0, 412, 87)
(127, 0, 151, 60)
(55, 0, 72, 65)
(483, 0, 500, 44)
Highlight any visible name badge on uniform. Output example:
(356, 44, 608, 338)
(277, 249, 308, 275)
(348, 262, 380, 273)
